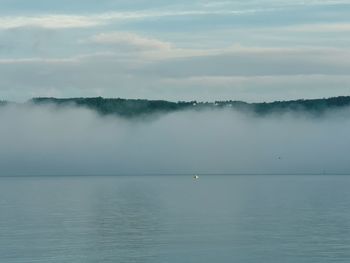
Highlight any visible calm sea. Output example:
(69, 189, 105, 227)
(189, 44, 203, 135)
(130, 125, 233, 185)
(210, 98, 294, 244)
(0, 175, 350, 262)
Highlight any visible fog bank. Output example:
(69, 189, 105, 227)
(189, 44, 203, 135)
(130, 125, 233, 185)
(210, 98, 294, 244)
(0, 103, 350, 176)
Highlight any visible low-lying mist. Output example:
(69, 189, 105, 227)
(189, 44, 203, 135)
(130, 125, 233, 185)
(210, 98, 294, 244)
(0, 103, 350, 176)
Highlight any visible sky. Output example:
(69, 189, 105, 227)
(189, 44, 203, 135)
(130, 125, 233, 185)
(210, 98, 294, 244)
(0, 0, 350, 102)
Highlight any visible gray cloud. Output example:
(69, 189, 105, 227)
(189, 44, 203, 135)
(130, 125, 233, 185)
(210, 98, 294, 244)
(140, 48, 350, 77)
(1, 47, 350, 101)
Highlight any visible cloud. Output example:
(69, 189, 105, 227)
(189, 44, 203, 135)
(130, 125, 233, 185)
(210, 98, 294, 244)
(1, 103, 350, 176)
(90, 32, 172, 51)
(285, 23, 350, 32)
(0, 7, 276, 30)
(0, 15, 105, 29)
(1, 47, 350, 101)
(0, 57, 77, 64)
(139, 47, 350, 77)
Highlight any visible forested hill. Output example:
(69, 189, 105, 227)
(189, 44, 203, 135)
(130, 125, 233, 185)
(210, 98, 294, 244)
(3, 96, 350, 117)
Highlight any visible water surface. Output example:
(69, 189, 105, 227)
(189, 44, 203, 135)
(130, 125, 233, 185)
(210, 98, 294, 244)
(0, 175, 350, 262)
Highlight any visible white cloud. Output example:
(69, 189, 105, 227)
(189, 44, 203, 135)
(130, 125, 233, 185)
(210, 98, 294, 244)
(0, 2, 347, 31)
(0, 15, 105, 29)
(0, 57, 78, 64)
(285, 23, 350, 32)
(0, 8, 272, 30)
(90, 32, 172, 51)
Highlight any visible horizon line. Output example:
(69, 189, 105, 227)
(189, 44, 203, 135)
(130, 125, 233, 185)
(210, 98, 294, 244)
(1, 172, 350, 178)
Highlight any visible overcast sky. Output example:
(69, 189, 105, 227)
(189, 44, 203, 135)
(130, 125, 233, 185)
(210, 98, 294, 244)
(1, 0, 350, 102)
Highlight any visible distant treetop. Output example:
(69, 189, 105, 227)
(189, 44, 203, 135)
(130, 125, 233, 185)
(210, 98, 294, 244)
(17, 95, 350, 118)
